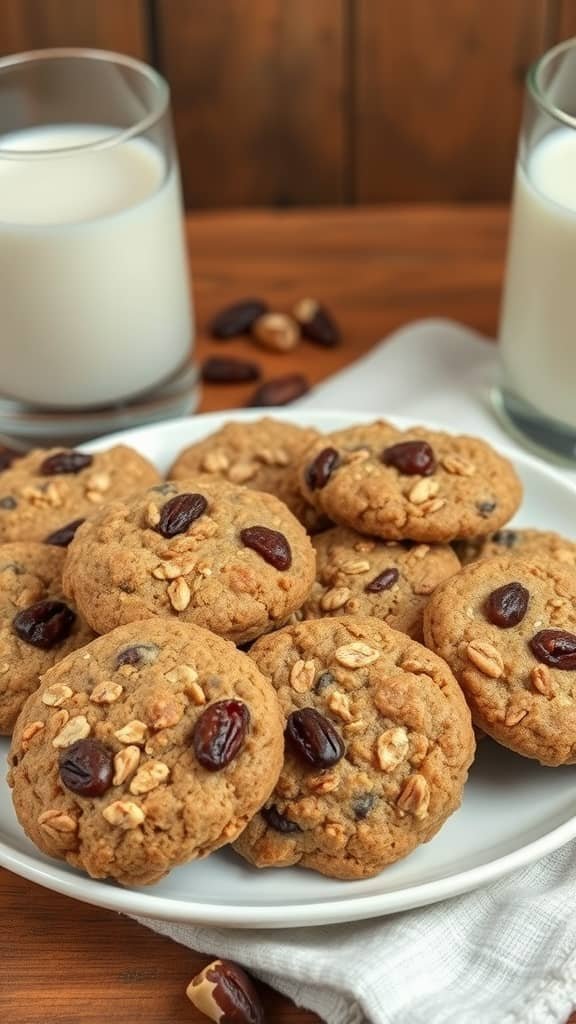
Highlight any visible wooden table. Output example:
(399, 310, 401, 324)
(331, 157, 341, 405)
(6, 204, 570, 1024)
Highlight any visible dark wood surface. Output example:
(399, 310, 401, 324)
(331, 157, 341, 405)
(3, 0, 576, 207)
(3, 203, 576, 1023)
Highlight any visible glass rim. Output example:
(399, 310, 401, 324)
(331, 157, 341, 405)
(528, 37, 576, 130)
(0, 47, 169, 159)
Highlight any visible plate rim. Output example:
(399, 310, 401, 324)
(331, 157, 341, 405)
(2, 406, 576, 928)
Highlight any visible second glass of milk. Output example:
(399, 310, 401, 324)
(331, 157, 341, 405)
(0, 48, 194, 426)
(496, 39, 576, 463)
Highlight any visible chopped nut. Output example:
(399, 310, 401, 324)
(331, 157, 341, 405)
(327, 689, 354, 722)
(112, 745, 141, 785)
(14, 586, 42, 608)
(168, 577, 191, 612)
(52, 714, 90, 748)
(376, 727, 409, 771)
(201, 449, 230, 473)
(320, 586, 352, 611)
(504, 698, 530, 726)
(420, 497, 447, 515)
(21, 720, 45, 749)
(409, 544, 430, 560)
(441, 454, 476, 476)
(85, 471, 111, 494)
(228, 461, 259, 484)
(354, 539, 376, 553)
(38, 809, 77, 834)
(339, 559, 371, 574)
(324, 821, 347, 846)
(102, 800, 145, 829)
(41, 683, 73, 707)
(50, 709, 70, 733)
(90, 680, 123, 704)
(257, 447, 289, 467)
(396, 773, 430, 818)
(145, 502, 161, 527)
(186, 681, 207, 706)
(335, 641, 380, 668)
(252, 311, 300, 352)
(114, 719, 148, 745)
(531, 664, 554, 697)
(147, 697, 183, 730)
(165, 663, 199, 684)
(153, 561, 186, 581)
(408, 478, 439, 505)
(344, 448, 371, 464)
(307, 771, 340, 793)
(290, 659, 316, 693)
(466, 639, 504, 678)
(129, 760, 170, 795)
(401, 657, 435, 676)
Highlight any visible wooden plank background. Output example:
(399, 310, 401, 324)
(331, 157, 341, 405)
(0, 0, 574, 206)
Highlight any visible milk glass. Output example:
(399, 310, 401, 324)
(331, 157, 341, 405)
(0, 49, 196, 444)
(495, 39, 576, 464)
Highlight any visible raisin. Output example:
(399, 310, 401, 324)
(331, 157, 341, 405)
(305, 447, 340, 490)
(286, 708, 345, 768)
(40, 451, 93, 475)
(202, 356, 261, 383)
(156, 493, 207, 538)
(261, 804, 302, 833)
(13, 600, 75, 649)
(247, 374, 309, 407)
(529, 629, 576, 670)
(365, 568, 399, 593)
(210, 299, 268, 339)
(485, 582, 529, 628)
(381, 440, 436, 476)
(240, 526, 292, 570)
(115, 643, 159, 669)
(44, 518, 85, 547)
(192, 700, 250, 770)
(59, 739, 113, 797)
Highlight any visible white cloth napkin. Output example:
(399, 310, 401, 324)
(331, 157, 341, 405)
(136, 319, 576, 1024)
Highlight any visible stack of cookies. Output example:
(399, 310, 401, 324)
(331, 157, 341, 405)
(5, 416, 576, 888)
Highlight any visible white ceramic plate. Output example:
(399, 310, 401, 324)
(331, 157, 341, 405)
(1, 409, 576, 929)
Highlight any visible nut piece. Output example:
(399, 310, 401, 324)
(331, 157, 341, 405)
(112, 745, 141, 786)
(252, 311, 300, 352)
(38, 809, 77, 834)
(165, 663, 198, 685)
(290, 659, 316, 693)
(441, 454, 476, 476)
(531, 664, 554, 697)
(307, 771, 340, 794)
(168, 577, 191, 612)
(465, 639, 504, 678)
(114, 719, 148, 745)
(52, 715, 91, 748)
(408, 478, 440, 505)
(186, 958, 264, 1024)
(102, 800, 145, 829)
(376, 727, 409, 771)
(145, 502, 161, 527)
(327, 689, 353, 722)
(339, 559, 371, 574)
(320, 586, 351, 611)
(90, 680, 124, 705)
(396, 773, 430, 819)
(41, 683, 73, 707)
(201, 449, 230, 474)
(228, 461, 258, 484)
(335, 641, 381, 668)
(129, 760, 170, 795)
(21, 720, 45, 749)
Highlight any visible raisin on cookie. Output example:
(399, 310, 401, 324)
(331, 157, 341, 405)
(8, 620, 284, 885)
(424, 555, 576, 765)
(298, 422, 522, 542)
(63, 477, 316, 643)
(0, 446, 160, 543)
(234, 616, 475, 880)
(0, 542, 94, 734)
(301, 526, 460, 640)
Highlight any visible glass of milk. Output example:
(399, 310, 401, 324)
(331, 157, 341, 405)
(495, 39, 576, 464)
(0, 48, 196, 442)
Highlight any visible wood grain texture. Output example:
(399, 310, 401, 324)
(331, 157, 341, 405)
(0, 0, 148, 58)
(556, 0, 576, 39)
(156, 0, 346, 208)
(354, 0, 548, 202)
(1, 205, 574, 1024)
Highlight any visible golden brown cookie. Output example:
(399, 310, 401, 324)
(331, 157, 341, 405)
(301, 527, 460, 640)
(8, 619, 284, 886)
(298, 421, 522, 542)
(234, 616, 475, 880)
(423, 556, 576, 765)
(0, 542, 94, 734)
(455, 528, 576, 568)
(0, 446, 160, 543)
(169, 418, 324, 531)
(63, 477, 316, 644)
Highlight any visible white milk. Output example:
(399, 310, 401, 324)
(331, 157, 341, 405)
(0, 124, 192, 408)
(499, 128, 576, 428)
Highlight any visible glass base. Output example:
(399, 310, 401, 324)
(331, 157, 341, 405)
(0, 361, 199, 448)
(492, 385, 576, 467)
